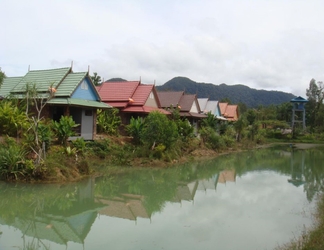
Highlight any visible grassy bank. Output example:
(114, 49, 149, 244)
(276, 194, 324, 250)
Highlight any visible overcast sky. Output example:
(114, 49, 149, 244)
(2, 0, 324, 97)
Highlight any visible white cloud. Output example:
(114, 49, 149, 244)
(2, 0, 324, 98)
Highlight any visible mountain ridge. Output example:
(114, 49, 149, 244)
(155, 76, 296, 108)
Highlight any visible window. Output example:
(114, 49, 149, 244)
(81, 80, 88, 90)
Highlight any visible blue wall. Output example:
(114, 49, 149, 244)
(72, 77, 98, 101)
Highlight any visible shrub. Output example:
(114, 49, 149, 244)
(97, 108, 121, 135)
(52, 116, 79, 146)
(126, 117, 145, 145)
(0, 137, 27, 180)
(0, 101, 29, 137)
(141, 111, 178, 150)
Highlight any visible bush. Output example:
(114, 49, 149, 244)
(52, 116, 79, 146)
(0, 101, 29, 137)
(97, 108, 121, 135)
(0, 137, 28, 180)
(141, 111, 178, 150)
(126, 117, 145, 145)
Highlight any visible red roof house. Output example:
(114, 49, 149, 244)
(96, 81, 169, 124)
(219, 102, 239, 121)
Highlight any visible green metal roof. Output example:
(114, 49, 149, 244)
(0, 76, 23, 98)
(47, 98, 112, 109)
(55, 72, 87, 97)
(11, 67, 71, 94)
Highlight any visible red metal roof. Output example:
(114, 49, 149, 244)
(157, 91, 184, 108)
(96, 81, 139, 102)
(131, 84, 154, 105)
(122, 106, 170, 114)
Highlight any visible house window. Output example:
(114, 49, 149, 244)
(149, 92, 154, 99)
(81, 80, 88, 90)
(85, 110, 92, 116)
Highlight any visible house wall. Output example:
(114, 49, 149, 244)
(72, 78, 98, 101)
(190, 101, 199, 113)
(144, 91, 158, 107)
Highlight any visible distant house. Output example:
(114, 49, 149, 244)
(198, 98, 225, 120)
(157, 91, 206, 133)
(96, 80, 169, 124)
(219, 102, 239, 121)
(0, 67, 111, 140)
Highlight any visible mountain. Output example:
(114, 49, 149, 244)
(156, 77, 296, 108)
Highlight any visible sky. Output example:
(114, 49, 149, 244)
(2, 0, 324, 97)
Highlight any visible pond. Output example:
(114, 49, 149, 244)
(0, 145, 324, 250)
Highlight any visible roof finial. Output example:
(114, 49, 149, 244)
(139, 76, 141, 83)
(154, 80, 156, 86)
(28, 65, 30, 71)
(71, 61, 73, 69)
(88, 65, 90, 74)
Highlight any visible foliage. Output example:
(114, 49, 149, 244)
(0, 137, 28, 180)
(97, 108, 121, 135)
(91, 72, 102, 86)
(0, 67, 6, 85)
(0, 101, 29, 137)
(199, 126, 225, 150)
(201, 111, 217, 130)
(71, 138, 87, 155)
(126, 116, 145, 144)
(52, 116, 79, 146)
(141, 111, 179, 150)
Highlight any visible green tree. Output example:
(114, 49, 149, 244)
(306, 79, 324, 131)
(0, 67, 6, 86)
(141, 111, 178, 150)
(91, 72, 102, 86)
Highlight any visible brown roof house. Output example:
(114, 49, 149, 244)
(96, 80, 169, 124)
(0, 67, 111, 140)
(157, 91, 206, 134)
(219, 102, 239, 121)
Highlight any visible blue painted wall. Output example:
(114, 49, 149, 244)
(72, 77, 98, 101)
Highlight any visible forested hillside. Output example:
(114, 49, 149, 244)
(156, 77, 296, 107)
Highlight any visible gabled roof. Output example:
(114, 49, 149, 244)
(157, 91, 184, 108)
(219, 102, 239, 121)
(11, 67, 71, 94)
(197, 98, 208, 111)
(131, 84, 153, 105)
(205, 100, 219, 114)
(219, 102, 228, 115)
(179, 94, 197, 112)
(55, 72, 88, 97)
(0, 76, 23, 98)
(96, 81, 139, 102)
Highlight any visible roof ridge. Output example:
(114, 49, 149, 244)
(28, 67, 71, 72)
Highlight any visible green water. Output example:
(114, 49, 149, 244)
(0, 145, 323, 250)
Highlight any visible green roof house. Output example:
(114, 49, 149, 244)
(0, 66, 111, 140)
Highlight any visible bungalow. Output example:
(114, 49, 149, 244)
(96, 80, 169, 124)
(219, 102, 239, 121)
(0, 67, 111, 140)
(198, 98, 226, 120)
(157, 91, 206, 133)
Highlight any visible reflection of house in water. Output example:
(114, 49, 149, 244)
(288, 150, 306, 187)
(0, 178, 104, 247)
(218, 169, 236, 184)
(171, 181, 199, 202)
(197, 174, 219, 191)
(97, 194, 151, 221)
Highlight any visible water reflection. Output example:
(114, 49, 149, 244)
(1, 145, 324, 250)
